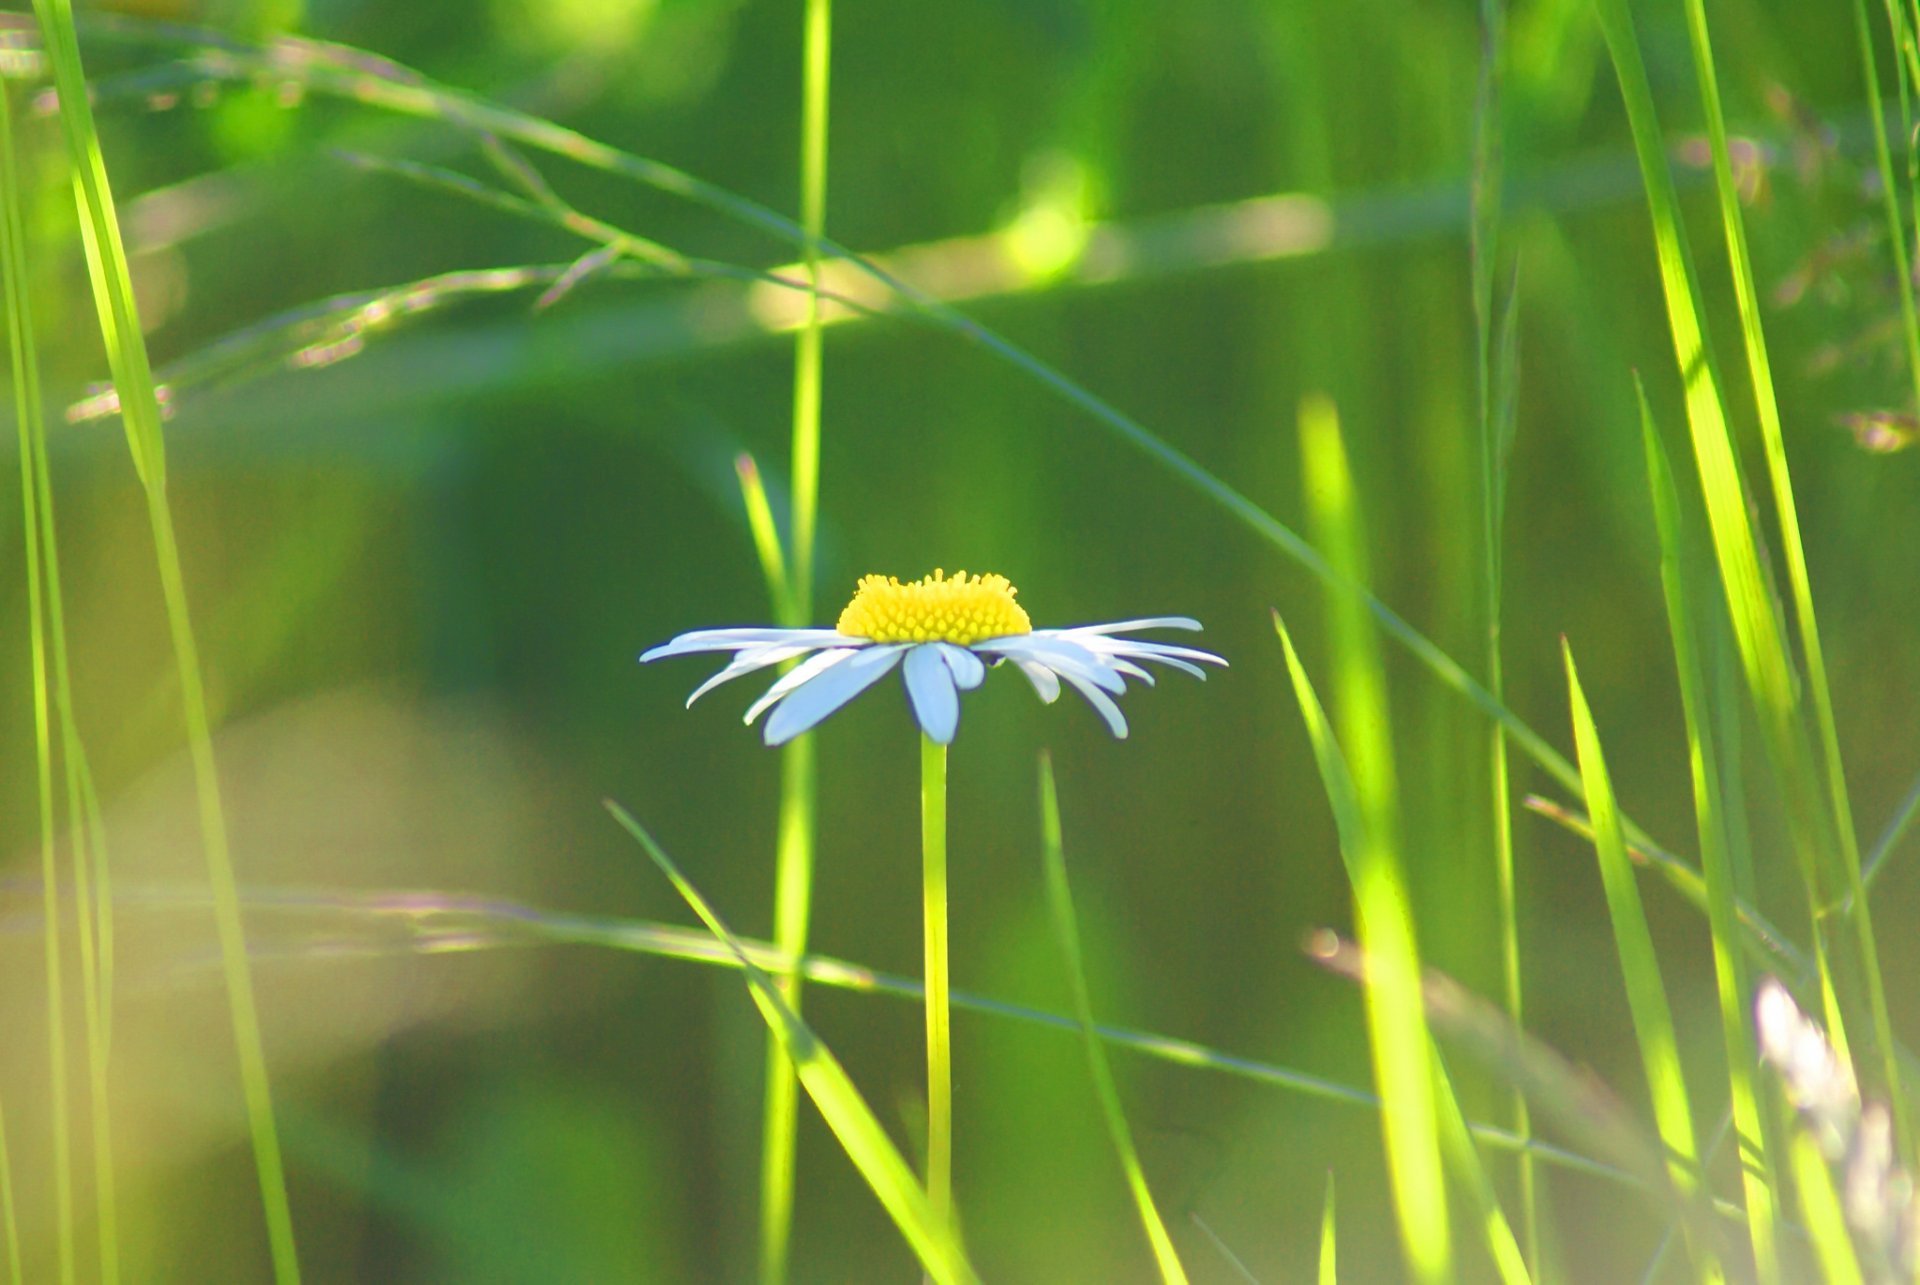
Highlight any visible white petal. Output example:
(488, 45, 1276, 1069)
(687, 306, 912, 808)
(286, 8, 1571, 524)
(642, 627, 849, 663)
(935, 642, 986, 691)
(904, 644, 961, 744)
(1110, 657, 1154, 685)
(1090, 638, 1228, 668)
(744, 648, 859, 725)
(1015, 660, 1061, 703)
(763, 645, 908, 745)
(1060, 671, 1130, 738)
(975, 635, 1126, 694)
(1053, 616, 1202, 636)
(686, 641, 835, 706)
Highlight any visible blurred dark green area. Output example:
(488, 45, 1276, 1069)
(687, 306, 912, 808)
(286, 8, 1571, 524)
(1, 0, 1918, 1279)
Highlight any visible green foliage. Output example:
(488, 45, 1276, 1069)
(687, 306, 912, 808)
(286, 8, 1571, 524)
(7, 0, 1920, 1278)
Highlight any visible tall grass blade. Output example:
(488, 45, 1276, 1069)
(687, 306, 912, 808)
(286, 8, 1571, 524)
(605, 802, 978, 1285)
(25, 4, 301, 1277)
(1037, 756, 1188, 1285)
(5, 81, 121, 1283)
(1, 75, 73, 1285)
(1318, 1173, 1337, 1285)
(1593, 0, 1907, 1148)
(759, 6, 831, 1274)
(1787, 1130, 1866, 1285)
(1432, 1058, 1531, 1285)
(1276, 579, 1449, 1285)
(1562, 644, 1721, 1279)
(1640, 390, 1780, 1281)
(1284, 394, 1451, 1279)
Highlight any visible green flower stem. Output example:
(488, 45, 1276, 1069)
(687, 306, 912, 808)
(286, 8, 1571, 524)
(920, 733, 952, 1228)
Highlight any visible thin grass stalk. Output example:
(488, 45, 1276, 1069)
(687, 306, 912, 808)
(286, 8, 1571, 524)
(1563, 645, 1721, 1280)
(1855, 0, 1920, 420)
(1641, 394, 1780, 1283)
(25, 3, 300, 1276)
(921, 734, 952, 1232)
(759, 4, 830, 1275)
(1687, 0, 1910, 1162)
(1037, 756, 1187, 1284)
(1471, 0, 1532, 1263)
(1, 78, 74, 1285)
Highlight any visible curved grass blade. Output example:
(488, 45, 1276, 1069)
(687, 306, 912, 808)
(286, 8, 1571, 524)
(1038, 756, 1187, 1285)
(604, 802, 977, 1285)
(24, 3, 300, 1276)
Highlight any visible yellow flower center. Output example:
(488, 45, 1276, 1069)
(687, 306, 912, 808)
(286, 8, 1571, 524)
(835, 569, 1032, 645)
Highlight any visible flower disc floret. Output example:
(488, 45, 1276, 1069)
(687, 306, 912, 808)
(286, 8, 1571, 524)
(835, 569, 1032, 646)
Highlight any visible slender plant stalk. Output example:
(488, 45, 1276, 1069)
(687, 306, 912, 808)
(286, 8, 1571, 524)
(2, 80, 74, 1285)
(1857, 0, 1920, 415)
(26, 3, 301, 1277)
(1470, 0, 1532, 1264)
(921, 734, 953, 1230)
(759, 1, 830, 1278)
(2, 80, 119, 1283)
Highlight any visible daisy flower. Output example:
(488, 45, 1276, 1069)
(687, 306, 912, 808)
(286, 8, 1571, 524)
(640, 568, 1226, 745)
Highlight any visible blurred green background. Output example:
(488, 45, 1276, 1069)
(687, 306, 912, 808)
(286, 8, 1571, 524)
(3, 0, 1920, 1279)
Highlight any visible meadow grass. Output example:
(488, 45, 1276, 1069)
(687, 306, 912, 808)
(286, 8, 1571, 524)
(8, 0, 1920, 1279)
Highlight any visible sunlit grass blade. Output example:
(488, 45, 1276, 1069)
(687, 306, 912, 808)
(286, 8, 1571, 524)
(1282, 394, 1449, 1281)
(1432, 1058, 1531, 1285)
(1304, 931, 1733, 1250)
(1, 75, 72, 1285)
(1276, 600, 1448, 1285)
(1037, 755, 1187, 1285)
(1640, 390, 1780, 1281)
(604, 802, 977, 1285)
(1593, 0, 1907, 1150)
(1681, 0, 1893, 1191)
(25, 3, 300, 1277)
(1562, 644, 1721, 1279)
(1318, 1174, 1336, 1285)
(1786, 1130, 1865, 1285)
